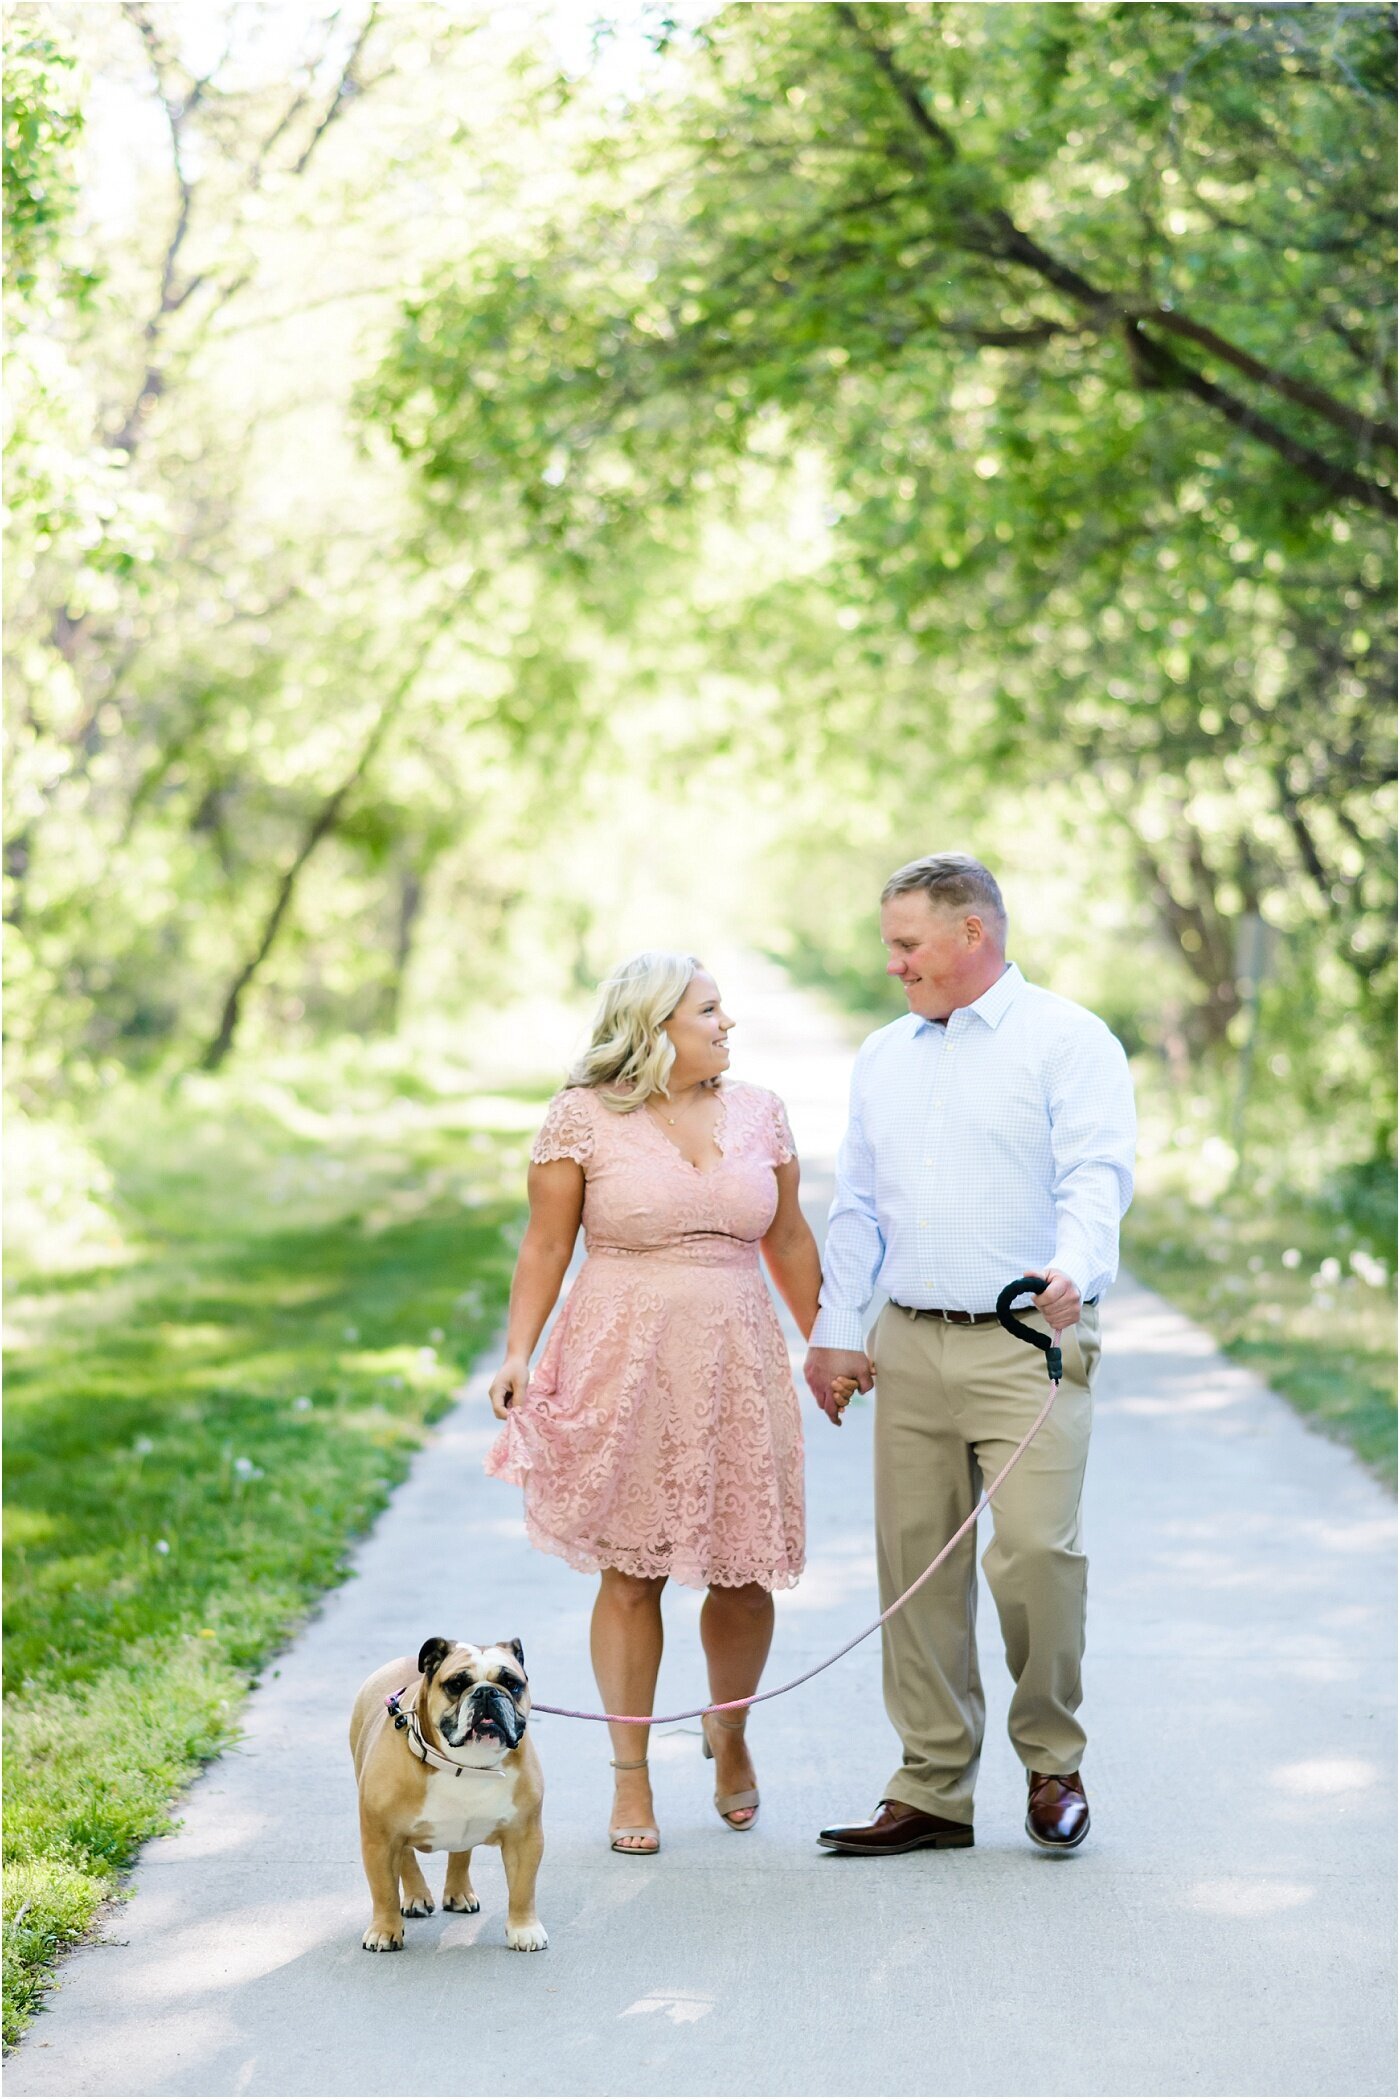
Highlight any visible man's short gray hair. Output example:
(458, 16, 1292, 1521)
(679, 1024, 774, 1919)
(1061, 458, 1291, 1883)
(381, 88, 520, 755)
(880, 853, 1008, 935)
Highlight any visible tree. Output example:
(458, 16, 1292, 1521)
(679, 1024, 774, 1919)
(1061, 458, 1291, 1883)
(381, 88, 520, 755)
(370, 0, 1396, 1147)
(4, 3, 614, 1088)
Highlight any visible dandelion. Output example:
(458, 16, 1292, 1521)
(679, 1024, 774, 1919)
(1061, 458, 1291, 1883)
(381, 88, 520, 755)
(155, 1539, 171, 1555)
(418, 1346, 437, 1365)
(199, 1628, 217, 1639)
(133, 1435, 155, 1456)
(1314, 1257, 1342, 1286)
(292, 1396, 313, 1412)
(1281, 1248, 1302, 1269)
(232, 1456, 264, 1480)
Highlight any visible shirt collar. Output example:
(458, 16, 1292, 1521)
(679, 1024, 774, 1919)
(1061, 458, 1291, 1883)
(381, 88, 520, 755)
(917, 962, 1024, 1035)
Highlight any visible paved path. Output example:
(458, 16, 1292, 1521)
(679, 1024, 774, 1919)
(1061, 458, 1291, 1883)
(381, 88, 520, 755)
(11, 958, 1395, 2098)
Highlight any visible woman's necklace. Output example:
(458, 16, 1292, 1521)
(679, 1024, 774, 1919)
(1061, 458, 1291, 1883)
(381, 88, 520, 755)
(653, 1081, 712, 1127)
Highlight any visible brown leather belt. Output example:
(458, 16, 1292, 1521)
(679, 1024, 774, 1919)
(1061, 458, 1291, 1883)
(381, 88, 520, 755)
(892, 1299, 1096, 1326)
(890, 1302, 1001, 1325)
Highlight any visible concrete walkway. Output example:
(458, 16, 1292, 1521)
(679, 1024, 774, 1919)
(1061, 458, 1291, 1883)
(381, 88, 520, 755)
(11, 958, 1395, 2098)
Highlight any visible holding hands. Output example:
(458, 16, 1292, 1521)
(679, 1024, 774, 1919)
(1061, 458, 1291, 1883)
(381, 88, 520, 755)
(804, 1268, 1080, 1431)
(804, 1347, 873, 1428)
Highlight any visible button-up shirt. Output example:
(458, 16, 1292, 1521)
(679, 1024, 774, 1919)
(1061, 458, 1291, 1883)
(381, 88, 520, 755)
(811, 963, 1136, 1350)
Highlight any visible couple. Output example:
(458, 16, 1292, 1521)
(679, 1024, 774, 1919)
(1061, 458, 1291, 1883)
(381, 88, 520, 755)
(486, 853, 1136, 1857)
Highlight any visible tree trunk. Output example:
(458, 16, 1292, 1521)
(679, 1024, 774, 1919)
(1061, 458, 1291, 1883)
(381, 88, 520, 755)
(198, 618, 451, 1070)
(1133, 838, 1241, 1049)
(381, 860, 424, 1034)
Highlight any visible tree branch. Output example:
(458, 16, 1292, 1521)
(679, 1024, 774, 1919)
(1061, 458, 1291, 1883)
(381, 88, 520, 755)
(1123, 321, 1397, 514)
(837, 4, 1398, 516)
(832, 2, 957, 159)
(1140, 306, 1397, 451)
(288, 5, 379, 176)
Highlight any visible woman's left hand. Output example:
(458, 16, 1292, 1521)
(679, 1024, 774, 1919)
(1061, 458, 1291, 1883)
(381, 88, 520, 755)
(829, 1373, 861, 1423)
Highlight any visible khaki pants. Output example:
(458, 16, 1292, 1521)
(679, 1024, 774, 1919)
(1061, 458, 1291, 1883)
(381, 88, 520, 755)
(870, 1299, 1100, 1826)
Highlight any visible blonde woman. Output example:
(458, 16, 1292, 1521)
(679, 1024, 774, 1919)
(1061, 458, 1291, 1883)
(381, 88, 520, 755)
(486, 954, 821, 1854)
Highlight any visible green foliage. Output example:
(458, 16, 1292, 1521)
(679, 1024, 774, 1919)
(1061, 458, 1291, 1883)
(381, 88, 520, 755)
(2, 16, 84, 294)
(3, 4, 626, 1099)
(373, 0, 1397, 1170)
(2, 1052, 536, 2045)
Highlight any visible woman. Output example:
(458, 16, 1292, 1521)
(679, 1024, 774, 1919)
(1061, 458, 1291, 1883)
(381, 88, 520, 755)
(486, 952, 821, 1854)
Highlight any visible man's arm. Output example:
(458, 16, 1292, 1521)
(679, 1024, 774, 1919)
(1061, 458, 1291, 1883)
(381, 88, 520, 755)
(806, 1054, 885, 1423)
(1044, 1022, 1137, 1314)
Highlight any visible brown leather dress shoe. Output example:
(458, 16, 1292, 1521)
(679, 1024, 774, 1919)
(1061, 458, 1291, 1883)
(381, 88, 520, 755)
(1026, 1771, 1090, 1851)
(818, 1799, 974, 1855)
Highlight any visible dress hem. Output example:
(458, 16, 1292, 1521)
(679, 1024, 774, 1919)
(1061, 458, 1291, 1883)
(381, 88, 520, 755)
(517, 1506, 804, 1595)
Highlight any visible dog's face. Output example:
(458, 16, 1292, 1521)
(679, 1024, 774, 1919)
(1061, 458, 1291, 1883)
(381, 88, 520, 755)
(416, 1636, 530, 1757)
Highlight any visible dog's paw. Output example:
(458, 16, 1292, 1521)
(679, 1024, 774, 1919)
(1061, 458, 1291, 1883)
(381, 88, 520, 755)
(443, 1893, 480, 1914)
(361, 1922, 405, 1956)
(400, 1896, 434, 1918)
(506, 1919, 548, 1952)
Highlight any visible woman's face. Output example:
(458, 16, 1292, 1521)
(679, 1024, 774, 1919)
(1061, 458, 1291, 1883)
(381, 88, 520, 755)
(662, 969, 734, 1086)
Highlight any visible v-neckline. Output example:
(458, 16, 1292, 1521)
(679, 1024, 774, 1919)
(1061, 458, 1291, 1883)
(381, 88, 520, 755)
(642, 1084, 731, 1177)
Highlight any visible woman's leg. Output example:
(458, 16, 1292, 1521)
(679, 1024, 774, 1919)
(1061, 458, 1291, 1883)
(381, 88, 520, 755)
(591, 1568, 667, 1849)
(699, 1581, 775, 1825)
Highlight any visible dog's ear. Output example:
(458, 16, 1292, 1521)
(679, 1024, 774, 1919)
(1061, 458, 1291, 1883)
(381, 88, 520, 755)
(503, 1637, 525, 1672)
(417, 1636, 453, 1680)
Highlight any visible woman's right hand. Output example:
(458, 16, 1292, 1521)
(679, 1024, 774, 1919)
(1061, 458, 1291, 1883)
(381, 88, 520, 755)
(489, 1355, 530, 1420)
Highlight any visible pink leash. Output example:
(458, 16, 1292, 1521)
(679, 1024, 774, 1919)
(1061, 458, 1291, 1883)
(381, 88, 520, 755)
(532, 1286, 1063, 1729)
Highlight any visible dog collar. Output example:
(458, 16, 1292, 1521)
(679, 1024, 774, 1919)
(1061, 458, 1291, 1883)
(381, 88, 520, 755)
(385, 1687, 519, 1778)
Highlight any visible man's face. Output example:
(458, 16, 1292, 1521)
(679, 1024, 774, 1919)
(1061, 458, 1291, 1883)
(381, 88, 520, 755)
(880, 892, 991, 1021)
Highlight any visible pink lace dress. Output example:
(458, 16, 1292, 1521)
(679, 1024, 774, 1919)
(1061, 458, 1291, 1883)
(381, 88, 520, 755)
(485, 1079, 805, 1591)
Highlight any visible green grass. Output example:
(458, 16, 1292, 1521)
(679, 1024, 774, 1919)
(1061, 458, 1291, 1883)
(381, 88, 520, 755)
(1123, 1186, 1396, 1487)
(2, 1055, 542, 2047)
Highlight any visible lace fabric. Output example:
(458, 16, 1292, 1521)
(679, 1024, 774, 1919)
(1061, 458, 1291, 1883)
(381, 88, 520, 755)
(486, 1079, 804, 1590)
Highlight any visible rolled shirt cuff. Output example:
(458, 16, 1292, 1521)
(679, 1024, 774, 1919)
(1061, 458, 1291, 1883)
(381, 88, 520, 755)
(810, 1305, 872, 1353)
(1048, 1254, 1093, 1301)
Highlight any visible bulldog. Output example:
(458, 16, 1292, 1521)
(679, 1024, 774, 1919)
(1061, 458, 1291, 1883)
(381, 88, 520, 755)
(349, 1635, 546, 1954)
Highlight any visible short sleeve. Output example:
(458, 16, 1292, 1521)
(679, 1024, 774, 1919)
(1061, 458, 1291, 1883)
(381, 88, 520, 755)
(768, 1089, 796, 1166)
(530, 1089, 595, 1168)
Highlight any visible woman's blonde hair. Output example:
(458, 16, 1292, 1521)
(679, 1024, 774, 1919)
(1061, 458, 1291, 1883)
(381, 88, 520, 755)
(567, 951, 704, 1112)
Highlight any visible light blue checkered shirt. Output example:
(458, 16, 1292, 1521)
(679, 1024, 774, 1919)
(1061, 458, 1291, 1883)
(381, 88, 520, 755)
(811, 963, 1136, 1350)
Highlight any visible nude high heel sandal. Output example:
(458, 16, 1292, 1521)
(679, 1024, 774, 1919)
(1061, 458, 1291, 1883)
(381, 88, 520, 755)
(609, 1756, 659, 1855)
(702, 1713, 760, 1830)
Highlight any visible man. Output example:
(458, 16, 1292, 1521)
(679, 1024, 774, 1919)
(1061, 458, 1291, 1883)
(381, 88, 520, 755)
(805, 854, 1135, 1854)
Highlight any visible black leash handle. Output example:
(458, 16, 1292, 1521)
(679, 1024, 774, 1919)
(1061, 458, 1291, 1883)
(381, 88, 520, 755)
(995, 1276, 1063, 1382)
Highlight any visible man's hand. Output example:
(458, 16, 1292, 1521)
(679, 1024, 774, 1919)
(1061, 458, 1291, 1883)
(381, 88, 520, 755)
(805, 1346, 873, 1427)
(1032, 1269, 1081, 1331)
